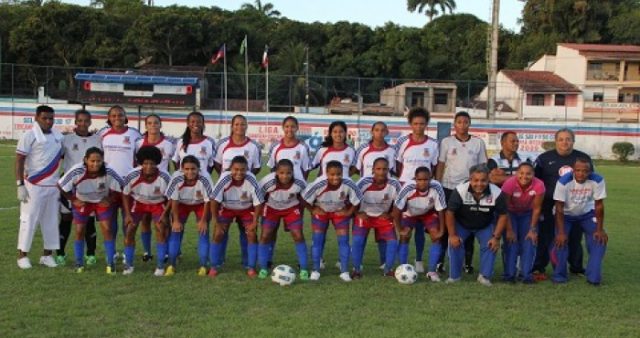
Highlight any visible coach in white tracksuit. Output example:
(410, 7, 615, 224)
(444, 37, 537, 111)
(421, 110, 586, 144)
(15, 105, 63, 269)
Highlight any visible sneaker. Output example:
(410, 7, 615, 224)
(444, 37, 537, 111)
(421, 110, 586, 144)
(299, 270, 310, 281)
(426, 271, 441, 282)
(477, 274, 492, 287)
(258, 269, 269, 279)
(154, 268, 165, 277)
(339, 272, 352, 282)
(464, 264, 474, 274)
(75, 265, 85, 273)
(351, 271, 363, 280)
(310, 271, 321, 281)
(445, 277, 461, 284)
(55, 255, 66, 266)
(17, 257, 32, 269)
(414, 260, 425, 273)
(123, 265, 134, 275)
(379, 263, 385, 270)
(106, 265, 116, 275)
(121, 252, 127, 265)
(142, 252, 153, 263)
(533, 271, 548, 281)
(85, 255, 97, 266)
(197, 266, 208, 276)
(164, 265, 175, 277)
(319, 259, 326, 270)
(436, 262, 446, 273)
(384, 270, 395, 277)
(334, 261, 341, 269)
(39, 255, 57, 268)
(247, 268, 257, 279)
(208, 268, 218, 279)
(571, 270, 586, 278)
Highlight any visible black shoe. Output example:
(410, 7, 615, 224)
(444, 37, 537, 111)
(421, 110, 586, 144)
(142, 253, 153, 262)
(570, 268, 586, 277)
(464, 265, 474, 274)
(436, 262, 446, 273)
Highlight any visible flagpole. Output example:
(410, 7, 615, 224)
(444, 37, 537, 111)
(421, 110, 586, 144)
(244, 34, 249, 112)
(223, 44, 228, 112)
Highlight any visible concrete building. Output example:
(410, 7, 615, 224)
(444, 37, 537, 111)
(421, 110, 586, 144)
(379, 81, 457, 117)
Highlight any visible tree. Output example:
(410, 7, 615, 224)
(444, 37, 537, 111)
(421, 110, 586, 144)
(407, 0, 456, 22)
(240, 0, 280, 17)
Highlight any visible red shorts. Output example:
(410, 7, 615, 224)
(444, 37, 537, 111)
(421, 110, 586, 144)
(218, 206, 255, 227)
(311, 212, 351, 232)
(178, 203, 207, 223)
(401, 210, 439, 232)
(73, 202, 112, 224)
(353, 216, 396, 241)
(262, 205, 303, 231)
(131, 201, 165, 223)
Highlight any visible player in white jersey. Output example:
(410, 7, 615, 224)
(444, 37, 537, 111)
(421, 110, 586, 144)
(58, 147, 123, 274)
(164, 156, 215, 276)
(393, 167, 447, 281)
(172, 112, 216, 175)
(394, 107, 439, 273)
(355, 121, 397, 177)
(435, 111, 488, 274)
(311, 121, 357, 178)
(352, 157, 402, 278)
(121, 146, 172, 275)
(16, 105, 63, 269)
(209, 156, 264, 278)
(257, 159, 309, 280)
(303, 161, 363, 282)
(56, 109, 101, 266)
(266, 116, 311, 180)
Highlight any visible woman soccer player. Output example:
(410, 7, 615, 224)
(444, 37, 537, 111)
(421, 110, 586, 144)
(266, 116, 311, 180)
(303, 160, 362, 282)
(311, 121, 357, 178)
(209, 156, 264, 278)
(257, 159, 309, 280)
(164, 155, 215, 276)
(172, 112, 216, 175)
(393, 167, 447, 282)
(58, 147, 123, 274)
(352, 157, 402, 278)
(501, 162, 545, 283)
(355, 122, 397, 178)
(121, 146, 172, 276)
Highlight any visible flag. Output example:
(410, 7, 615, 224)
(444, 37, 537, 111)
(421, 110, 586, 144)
(239, 35, 247, 55)
(261, 45, 269, 68)
(210, 44, 225, 64)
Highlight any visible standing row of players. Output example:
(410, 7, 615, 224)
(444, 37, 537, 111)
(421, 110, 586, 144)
(16, 105, 608, 285)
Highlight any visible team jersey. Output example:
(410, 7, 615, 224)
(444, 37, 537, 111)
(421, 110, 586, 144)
(212, 171, 264, 210)
(438, 135, 488, 189)
(98, 126, 142, 178)
(487, 152, 530, 177)
(122, 167, 172, 204)
(553, 172, 606, 217)
(356, 177, 402, 217)
(136, 134, 176, 173)
(534, 149, 593, 201)
(311, 145, 356, 178)
(395, 134, 439, 183)
(501, 176, 545, 214)
(266, 140, 311, 180)
(58, 163, 123, 203)
(61, 132, 102, 174)
(165, 171, 215, 206)
(355, 142, 397, 177)
(394, 180, 446, 217)
(259, 172, 307, 210)
(302, 177, 362, 212)
(172, 137, 217, 175)
(16, 129, 63, 186)
(215, 136, 262, 172)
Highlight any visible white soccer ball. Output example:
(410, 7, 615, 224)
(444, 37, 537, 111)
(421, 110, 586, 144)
(271, 264, 296, 286)
(395, 264, 418, 285)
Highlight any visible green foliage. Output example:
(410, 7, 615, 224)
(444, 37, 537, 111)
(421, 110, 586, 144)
(612, 142, 635, 162)
(407, 0, 457, 22)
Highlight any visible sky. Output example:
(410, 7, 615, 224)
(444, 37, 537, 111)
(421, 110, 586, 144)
(64, 0, 525, 32)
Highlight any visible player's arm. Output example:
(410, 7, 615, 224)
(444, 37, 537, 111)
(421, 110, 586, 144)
(171, 199, 182, 232)
(391, 206, 403, 235)
(527, 194, 544, 244)
(395, 160, 403, 179)
(213, 162, 222, 175)
(445, 210, 460, 247)
(197, 201, 210, 235)
(593, 199, 608, 245)
(435, 209, 445, 239)
(15, 153, 26, 183)
(554, 200, 567, 247)
(490, 213, 508, 252)
(122, 193, 135, 229)
(435, 161, 445, 182)
(210, 200, 220, 230)
(251, 203, 264, 230)
(158, 199, 171, 228)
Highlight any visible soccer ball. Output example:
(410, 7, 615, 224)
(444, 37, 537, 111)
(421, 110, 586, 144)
(271, 264, 296, 286)
(395, 264, 418, 285)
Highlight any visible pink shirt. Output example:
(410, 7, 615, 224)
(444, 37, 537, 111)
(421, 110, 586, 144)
(501, 176, 545, 214)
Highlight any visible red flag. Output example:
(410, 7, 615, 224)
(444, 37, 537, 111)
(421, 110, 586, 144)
(211, 44, 225, 64)
(261, 45, 269, 68)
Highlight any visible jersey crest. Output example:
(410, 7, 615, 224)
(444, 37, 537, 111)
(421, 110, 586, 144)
(241, 191, 249, 200)
(343, 154, 350, 164)
(72, 143, 79, 151)
(294, 151, 301, 160)
(196, 190, 203, 199)
(123, 136, 130, 145)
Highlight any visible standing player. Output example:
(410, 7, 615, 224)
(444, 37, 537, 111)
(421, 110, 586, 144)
(58, 147, 123, 273)
(257, 159, 309, 280)
(164, 156, 215, 276)
(393, 167, 446, 282)
(209, 156, 264, 278)
(56, 109, 100, 266)
(352, 157, 402, 278)
(121, 146, 172, 275)
(487, 131, 528, 186)
(172, 112, 216, 175)
(435, 111, 488, 274)
(16, 105, 63, 269)
(266, 116, 311, 180)
(311, 121, 357, 178)
(303, 161, 362, 282)
(394, 107, 439, 273)
(552, 158, 607, 285)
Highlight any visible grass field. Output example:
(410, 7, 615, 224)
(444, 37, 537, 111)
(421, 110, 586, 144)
(1, 144, 639, 337)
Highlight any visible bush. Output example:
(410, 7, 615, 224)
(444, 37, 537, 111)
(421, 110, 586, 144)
(612, 142, 635, 162)
(541, 141, 555, 151)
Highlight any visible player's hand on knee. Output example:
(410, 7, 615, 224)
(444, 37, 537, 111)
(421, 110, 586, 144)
(197, 220, 208, 235)
(171, 220, 182, 232)
(554, 233, 567, 248)
(488, 238, 500, 252)
(431, 230, 444, 242)
(506, 229, 516, 243)
(526, 230, 538, 245)
(593, 230, 608, 245)
(449, 234, 462, 248)
(17, 185, 29, 202)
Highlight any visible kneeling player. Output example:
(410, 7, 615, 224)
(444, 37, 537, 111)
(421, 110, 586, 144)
(552, 158, 607, 285)
(257, 159, 309, 280)
(303, 160, 362, 282)
(164, 156, 214, 276)
(393, 167, 446, 282)
(121, 146, 171, 275)
(209, 156, 264, 278)
(58, 147, 123, 274)
(352, 157, 402, 278)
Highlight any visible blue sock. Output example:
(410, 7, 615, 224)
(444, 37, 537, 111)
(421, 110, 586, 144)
(168, 232, 181, 266)
(247, 243, 258, 269)
(156, 242, 167, 269)
(378, 241, 387, 265)
(124, 245, 135, 267)
(220, 232, 229, 264)
(295, 242, 308, 270)
(258, 243, 270, 270)
(384, 240, 398, 273)
(352, 235, 366, 272)
(198, 233, 209, 267)
(337, 235, 350, 273)
(110, 217, 118, 243)
(74, 240, 84, 266)
(240, 231, 248, 267)
(104, 240, 115, 266)
(428, 242, 442, 272)
(141, 231, 152, 255)
(399, 242, 409, 264)
(210, 242, 222, 268)
(311, 232, 326, 271)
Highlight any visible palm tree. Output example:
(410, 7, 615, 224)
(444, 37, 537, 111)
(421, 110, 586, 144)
(407, 0, 457, 22)
(240, 0, 281, 17)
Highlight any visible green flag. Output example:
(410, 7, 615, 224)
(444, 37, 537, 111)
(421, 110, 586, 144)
(239, 35, 247, 55)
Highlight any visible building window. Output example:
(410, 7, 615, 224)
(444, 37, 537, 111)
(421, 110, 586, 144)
(434, 93, 448, 105)
(555, 94, 566, 106)
(531, 94, 545, 106)
(634, 94, 640, 103)
(593, 93, 604, 102)
(619, 94, 625, 103)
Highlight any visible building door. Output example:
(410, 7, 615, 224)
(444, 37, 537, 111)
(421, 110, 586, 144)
(410, 91, 425, 108)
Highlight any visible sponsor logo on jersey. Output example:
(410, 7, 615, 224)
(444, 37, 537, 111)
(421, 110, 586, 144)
(383, 193, 389, 201)
(98, 182, 106, 191)
(451, 148, 457, 156)
(529, 190, 536, 196)
(289, 193, 296, 200)
(241, 191, 249, 200)
(513, 191, 522, 198)
(123, 136, 130, 145)
(196, 190, 203, 199)
(486, 196, 493, 204)
(339, 191, 346, 199)
(154, 186, 161, 194)
(72, 144, 79, 151)
(200, 147, 207, 155)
